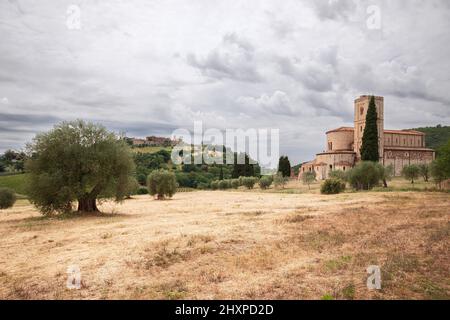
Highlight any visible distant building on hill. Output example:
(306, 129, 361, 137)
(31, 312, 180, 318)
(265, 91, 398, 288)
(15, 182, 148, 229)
(128, 136, 182, 147)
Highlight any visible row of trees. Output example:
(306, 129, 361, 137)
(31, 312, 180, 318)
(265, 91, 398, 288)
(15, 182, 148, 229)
(0, 150, 26, 173)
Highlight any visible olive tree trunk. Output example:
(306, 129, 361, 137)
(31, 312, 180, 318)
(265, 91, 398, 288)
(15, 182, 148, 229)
(77, 198, 99, 212)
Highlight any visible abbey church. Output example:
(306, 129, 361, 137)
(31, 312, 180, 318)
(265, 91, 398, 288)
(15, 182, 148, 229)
(299, 95, 435, 180)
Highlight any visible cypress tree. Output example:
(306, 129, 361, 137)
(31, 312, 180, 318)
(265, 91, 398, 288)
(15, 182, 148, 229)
(360, 96, 380, 161)
(278, 156, 291, 177)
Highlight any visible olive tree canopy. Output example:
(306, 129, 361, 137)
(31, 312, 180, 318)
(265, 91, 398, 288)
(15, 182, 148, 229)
(26, 120, 135, 214)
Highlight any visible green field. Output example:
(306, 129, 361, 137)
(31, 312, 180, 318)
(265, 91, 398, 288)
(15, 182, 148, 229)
(131, 146, 172, 154)
(0, 174, 29, 196)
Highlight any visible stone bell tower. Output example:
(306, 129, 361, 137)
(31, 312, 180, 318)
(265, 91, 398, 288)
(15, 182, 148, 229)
(354, 95, 384, 161)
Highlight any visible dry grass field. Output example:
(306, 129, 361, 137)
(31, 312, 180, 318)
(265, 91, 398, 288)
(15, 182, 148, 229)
(0, 183, 449, 300)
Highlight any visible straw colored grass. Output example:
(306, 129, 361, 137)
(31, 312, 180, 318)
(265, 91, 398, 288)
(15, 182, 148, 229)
(0, 190, 448, 300)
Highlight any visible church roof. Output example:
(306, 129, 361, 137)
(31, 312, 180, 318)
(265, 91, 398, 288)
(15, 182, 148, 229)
(326, 127, 425, 136)
(384, 129, 425, 136)
(326, 127, 354, 134)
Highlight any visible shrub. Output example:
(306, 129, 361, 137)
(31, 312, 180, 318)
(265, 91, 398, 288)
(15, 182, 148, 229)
(218, 180, 231, 190)
(0, 188, 16, 209)
(242, 177, 258, 189)
(329, 170, 347, 180)
(147, 170, 177, 200)
(301, 171, 316, 189)
(402, 165, 420, 184)
(136, 187, 149, 195)
(347, 161, 383, 190)
(197, 182, 209, 190)
(258, 176, 273, 189)
(230, 179, 240, 189)
(320, 179, 346, 195)
(430, 161, 448, 189)
(210, 180, 219, 190)
(274, 172, 289, 189)
(418, 164, 430, 182)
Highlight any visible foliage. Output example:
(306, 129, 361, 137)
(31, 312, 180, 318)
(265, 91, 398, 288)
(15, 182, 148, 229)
(218, 180, 231, 190)
(125, 178, 140, 198)
(0, 149, 26, 173)
(379, 164, 394, 187)
(175, 171, 214, 189)
(0, 188, 16, 209)
(278, 156, 291, 177)
(418, 164, 430, 182)
(136, 187, 149, 195)
(402, 165, 420, 184)
(430, 140, 450, 188)
(26, 120, 135, 214)
(134, 149, 171, 180)
(273, 172, 289, 189)
(413, 125, 450, 152)
(147, 170, 177, 199)
(210, 180, 219, 190)
(320, 178, 346, 195)
(360, 96, 380, 161)
(232, 153, 258, 178)
(230, 179, 240, 189)
(291, 163, 302, 176)
(258, 176, 273, 189)
(301, 171, 316, 189)
(347, 161, 383, 190)
(241, 176, 258, 189)
(329, 170, 347, 180)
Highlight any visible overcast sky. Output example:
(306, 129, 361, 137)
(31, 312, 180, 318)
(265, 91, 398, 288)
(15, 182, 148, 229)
(1, 0, 450, 164)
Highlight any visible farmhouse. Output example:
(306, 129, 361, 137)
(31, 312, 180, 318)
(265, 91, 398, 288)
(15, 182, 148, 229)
(299, 95, 435, 180)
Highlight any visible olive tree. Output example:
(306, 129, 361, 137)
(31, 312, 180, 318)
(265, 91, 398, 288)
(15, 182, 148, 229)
(347, 161, 383, 190)
(402, 165, 420, 184)
(301, 171, 316, 190)
(26, 120, 135, 214)
(147, 170, 177, 199)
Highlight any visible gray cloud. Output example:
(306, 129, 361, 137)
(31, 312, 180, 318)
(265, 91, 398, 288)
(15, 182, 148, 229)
(187, 33, 262, 82)
(0, 0, 449, 164)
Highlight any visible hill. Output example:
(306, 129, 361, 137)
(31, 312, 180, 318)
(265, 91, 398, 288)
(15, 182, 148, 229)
(0, 173, 29, 196)
(412, 125, 450, 151)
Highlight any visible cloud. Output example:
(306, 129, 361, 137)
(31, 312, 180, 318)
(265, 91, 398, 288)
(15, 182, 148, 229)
(187, 33, 261, 82)
(309, 0, 357, 21)
(0, 0, 450, 163)
(237, 91, 295, 116)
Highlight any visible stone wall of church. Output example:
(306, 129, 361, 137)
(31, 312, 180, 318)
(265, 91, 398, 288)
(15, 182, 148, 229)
(383, 149, 435, 176)
(326, 131, 354, 151)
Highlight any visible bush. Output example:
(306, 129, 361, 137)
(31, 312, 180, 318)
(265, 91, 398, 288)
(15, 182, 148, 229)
(230, 179, 240, 189)
(147, 170, 177, 200)
(430, 161, 448, 189)
(259, 176, 273, 189)
(274, 172, 289, 189)
(320, 179, 346, 195)
(242, 177, 258, 189)
(0, 188, 16, 209)
(197, 182, 209, 190)
(402, 165, 420, 184)
(218, 180, 231, 190)
(301, 171, 316, 189)
(210, 180, 219, 190)
(418, 164, 430, 182)
(347, 161, 383, 190)
(136, 187, 149, 195)
(329, 170, 347, 180)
